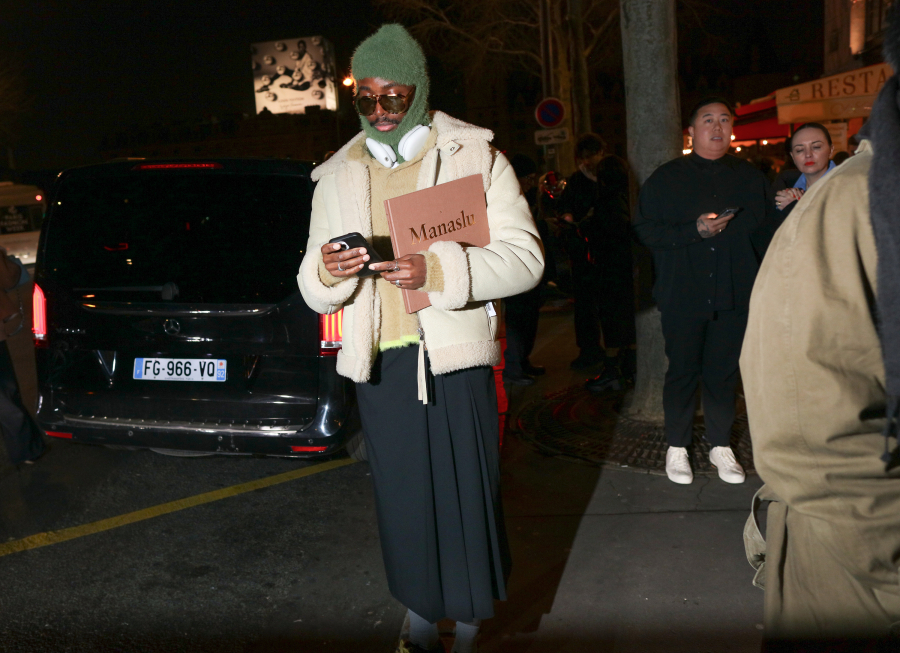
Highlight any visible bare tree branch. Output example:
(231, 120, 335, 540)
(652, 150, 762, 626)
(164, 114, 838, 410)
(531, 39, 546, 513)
(374, 0, 618, 79)
(583, 5, 619, 59)
(677, 0, 735, 46)
(486, 18, 539, 30)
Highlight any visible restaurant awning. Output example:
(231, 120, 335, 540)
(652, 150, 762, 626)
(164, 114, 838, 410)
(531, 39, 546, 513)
(732, 95, 790, 140)
(774, 62, 894, 124)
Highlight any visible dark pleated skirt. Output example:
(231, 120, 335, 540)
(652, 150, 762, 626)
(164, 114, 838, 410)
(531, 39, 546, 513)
(356, 346, 511, 623)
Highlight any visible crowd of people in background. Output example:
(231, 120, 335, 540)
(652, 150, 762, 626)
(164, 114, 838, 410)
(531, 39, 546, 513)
(502, 108, 837, 385)
(500, 89, 888, 496)
(501, 112, 861, 394)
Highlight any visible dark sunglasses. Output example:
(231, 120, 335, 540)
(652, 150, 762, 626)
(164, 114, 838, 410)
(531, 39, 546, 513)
(354, 89, 415, 117)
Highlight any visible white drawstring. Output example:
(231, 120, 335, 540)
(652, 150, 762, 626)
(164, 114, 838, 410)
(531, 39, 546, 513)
(417, 340, 428, 404)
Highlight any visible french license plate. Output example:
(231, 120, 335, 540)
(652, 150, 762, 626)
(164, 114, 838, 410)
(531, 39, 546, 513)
(133, 358, 227, 382)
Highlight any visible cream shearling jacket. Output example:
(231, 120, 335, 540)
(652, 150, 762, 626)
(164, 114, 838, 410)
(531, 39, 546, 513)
(297, 112, 544, 383)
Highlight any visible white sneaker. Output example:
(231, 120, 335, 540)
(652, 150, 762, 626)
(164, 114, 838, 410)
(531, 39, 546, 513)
(665, 446, 693, 484)
(709, 446, 746, 484)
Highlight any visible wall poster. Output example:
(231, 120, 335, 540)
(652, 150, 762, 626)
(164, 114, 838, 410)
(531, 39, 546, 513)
(251, 36, 337, 115)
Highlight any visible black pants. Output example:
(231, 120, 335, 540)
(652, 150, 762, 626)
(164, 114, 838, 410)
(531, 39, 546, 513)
(0, 341, 45, 464)
(356, 347, 510, 623)
(573, 266, 636, 354)
(503, 285, 542, 375)
(660, 308, 748, 448)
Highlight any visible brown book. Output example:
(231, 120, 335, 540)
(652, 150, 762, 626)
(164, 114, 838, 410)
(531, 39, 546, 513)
(384, 174, 490, 313)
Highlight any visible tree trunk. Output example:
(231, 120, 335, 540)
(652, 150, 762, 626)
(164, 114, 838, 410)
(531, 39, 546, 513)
(567, 0, 592, 138)
(619, 0, 681, 421)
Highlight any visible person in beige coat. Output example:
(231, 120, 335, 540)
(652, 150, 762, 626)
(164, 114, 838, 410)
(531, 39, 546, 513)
(297, 25, 543, 653)
(740, 33, 900, 645)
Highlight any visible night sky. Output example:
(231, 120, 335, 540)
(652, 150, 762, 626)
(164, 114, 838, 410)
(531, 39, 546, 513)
(2, 0, 823, 173)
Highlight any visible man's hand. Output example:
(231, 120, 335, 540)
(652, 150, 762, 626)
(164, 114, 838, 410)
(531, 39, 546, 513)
(775, 188, 803, 211)
(369, 254, 427, 290)
(321, 242, 369, 277)
(696, 211, 735, 239)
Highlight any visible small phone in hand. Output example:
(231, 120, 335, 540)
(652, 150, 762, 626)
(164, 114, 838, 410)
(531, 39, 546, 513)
(327, 232, 384, 277)
(715, 207, 741, 219)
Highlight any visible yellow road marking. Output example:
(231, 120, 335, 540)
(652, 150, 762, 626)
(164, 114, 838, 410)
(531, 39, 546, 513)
(0, 457, 357, 558)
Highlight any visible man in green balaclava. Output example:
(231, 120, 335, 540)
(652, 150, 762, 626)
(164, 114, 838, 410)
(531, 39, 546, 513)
(298, 23, 545, 653)
(351, 23, 431, 163)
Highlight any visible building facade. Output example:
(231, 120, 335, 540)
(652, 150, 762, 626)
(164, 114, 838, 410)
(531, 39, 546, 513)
(825, 0, 892, 76)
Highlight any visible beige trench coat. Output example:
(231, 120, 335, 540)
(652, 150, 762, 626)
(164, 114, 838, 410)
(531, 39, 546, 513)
(740, 140, 900, 642)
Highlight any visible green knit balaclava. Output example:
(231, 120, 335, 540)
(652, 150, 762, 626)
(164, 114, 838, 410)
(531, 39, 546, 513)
(351, 24, 430, 159)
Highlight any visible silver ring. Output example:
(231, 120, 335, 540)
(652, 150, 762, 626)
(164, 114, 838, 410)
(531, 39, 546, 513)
(395, 280, 401, 287)
(392, 261, 400, 272)
(337, 263, 343, 271)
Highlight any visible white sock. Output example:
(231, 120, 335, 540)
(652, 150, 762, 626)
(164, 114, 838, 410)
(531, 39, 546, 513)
(408, 609, 439, 650)
(452, 619, 481, 653)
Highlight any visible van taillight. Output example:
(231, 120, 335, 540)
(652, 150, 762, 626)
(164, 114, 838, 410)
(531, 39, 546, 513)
(319, 310, 343, 356)
(33, 283, 48, 348)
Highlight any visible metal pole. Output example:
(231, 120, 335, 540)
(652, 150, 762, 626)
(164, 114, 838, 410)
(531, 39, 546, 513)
(568, 0, 591, 136)
(538, 0, 559, 172)
(546, 0, 555, 96)
(538, 0, 549, 98)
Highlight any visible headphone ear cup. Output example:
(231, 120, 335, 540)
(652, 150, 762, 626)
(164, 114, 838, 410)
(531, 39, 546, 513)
(398, 125, 431, 161)
(366, 138, 397, 168)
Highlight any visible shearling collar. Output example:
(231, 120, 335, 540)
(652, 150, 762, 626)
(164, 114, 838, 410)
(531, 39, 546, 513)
(311, 111, 494, 182)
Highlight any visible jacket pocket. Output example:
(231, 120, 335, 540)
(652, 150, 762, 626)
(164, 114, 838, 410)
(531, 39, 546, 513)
(743, 484, 782, 591)
(418, 302, 494, 349)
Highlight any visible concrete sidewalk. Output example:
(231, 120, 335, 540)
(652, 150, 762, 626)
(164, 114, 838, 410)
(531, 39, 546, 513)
(481, 308, 764, 653)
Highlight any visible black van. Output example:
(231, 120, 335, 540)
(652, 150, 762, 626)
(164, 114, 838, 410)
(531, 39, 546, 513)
(32, 159, 361, 458)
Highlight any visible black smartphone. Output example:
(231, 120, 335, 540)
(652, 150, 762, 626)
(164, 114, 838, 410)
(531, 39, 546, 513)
(715, 207, 741, 219)
(327, 232, 384, 277)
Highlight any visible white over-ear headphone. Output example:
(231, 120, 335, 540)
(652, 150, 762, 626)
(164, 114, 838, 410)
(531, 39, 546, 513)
(366, 125, 431, 169)
(398, 124, 430, 161)
(365, 138, 397, 168)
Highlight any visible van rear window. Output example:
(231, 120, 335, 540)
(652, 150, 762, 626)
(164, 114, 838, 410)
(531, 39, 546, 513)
(46, 172, 311, 304)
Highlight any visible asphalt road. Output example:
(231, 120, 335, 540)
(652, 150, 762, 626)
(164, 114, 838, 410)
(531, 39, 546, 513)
(0, 447, 404, 652)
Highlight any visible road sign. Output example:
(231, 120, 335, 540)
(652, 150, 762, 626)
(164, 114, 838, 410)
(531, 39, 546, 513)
(534, 127, 569, 145)
(535, 98, 565, 128)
